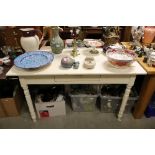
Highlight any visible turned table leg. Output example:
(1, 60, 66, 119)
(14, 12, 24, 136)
(133, 75, 155, 118)
(117, 76, 136, 121)
(19, 78, 37, 122)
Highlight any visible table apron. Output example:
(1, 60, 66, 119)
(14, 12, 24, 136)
(19, 75, 136, 85)
(19, 76, 55, 84)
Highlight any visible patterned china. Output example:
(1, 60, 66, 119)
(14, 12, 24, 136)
(14, 51, 54, 69)
(106, 48, 137, 68)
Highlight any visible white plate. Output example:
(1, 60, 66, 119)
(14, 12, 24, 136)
(84, 39, 104, 47)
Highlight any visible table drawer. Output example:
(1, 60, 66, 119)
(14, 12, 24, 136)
(23, 76, 55, 84)
(54, 75, 101, 84)
(100, 75, 131, 84)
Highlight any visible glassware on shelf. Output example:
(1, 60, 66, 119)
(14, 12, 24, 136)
(1, 46, 9, 56)
(131, 26, 144, 47)
(147, 50, 155, 67)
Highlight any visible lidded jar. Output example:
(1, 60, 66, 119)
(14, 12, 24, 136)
(50, 26, 64, 54)
(143, 26, 155, 44)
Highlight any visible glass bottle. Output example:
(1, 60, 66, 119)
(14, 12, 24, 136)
(50, 26, 64, 54)
(131, 26, 144, 47)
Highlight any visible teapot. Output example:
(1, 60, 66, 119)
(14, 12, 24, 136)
(20, 28, 43, 52)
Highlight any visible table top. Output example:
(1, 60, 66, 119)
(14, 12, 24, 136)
(137, 57, 155, 75)
(121, 42, 155, 75)
(6, 46, 147, 77)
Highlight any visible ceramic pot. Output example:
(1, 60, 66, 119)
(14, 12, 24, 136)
(20, 28, 41, 52)
(61, 56, 75, 68)
(143, 27, 155, 44)
(50, 26, 64, 54)
(84, 56, 96, 69)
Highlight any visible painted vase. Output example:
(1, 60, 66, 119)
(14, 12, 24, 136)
(50, 26, 64, 54)
(143, 26, 155, 44)
(20, 28, 41, 52)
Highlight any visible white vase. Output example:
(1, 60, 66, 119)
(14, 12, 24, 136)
(20, 28, 40, 52)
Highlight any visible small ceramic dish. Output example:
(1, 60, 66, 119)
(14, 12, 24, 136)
(0, 56, 10, 65)
(89, 48, 99, 55)
(109, 44, 124, 49)
(65, 39, 85, 48)
(84, 56, 96, 69)
(84, 39, 104, 48)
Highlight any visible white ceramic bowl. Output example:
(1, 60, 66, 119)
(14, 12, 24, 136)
(84, 56, 96, 69)
(106, 48, 137, 68)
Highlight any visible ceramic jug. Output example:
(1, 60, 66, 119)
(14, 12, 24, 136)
(143, 26, 155, 44)
(50, 26, 64, 54)
(20, 28, 42, 52)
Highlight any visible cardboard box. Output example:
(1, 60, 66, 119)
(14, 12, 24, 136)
(35, 95, 66, 119)
(0, 86, 23, 117)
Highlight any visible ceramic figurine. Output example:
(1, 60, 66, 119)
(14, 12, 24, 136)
(73, 61, 80, 69)
(102, 26, 120, 46)
(147, 50, 155, 67)
(133, 46, 144, 57)
(131, 26, 144, 47)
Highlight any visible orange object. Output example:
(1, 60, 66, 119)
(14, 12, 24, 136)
(143, 26, 155, 44)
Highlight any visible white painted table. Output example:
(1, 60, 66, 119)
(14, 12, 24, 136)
(6, 46, 146, 122)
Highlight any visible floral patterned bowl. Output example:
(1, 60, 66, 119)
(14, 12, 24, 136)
(106, 48, 137, 68)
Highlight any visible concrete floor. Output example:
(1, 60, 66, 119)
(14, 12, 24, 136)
(0, 103, 155, 129)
